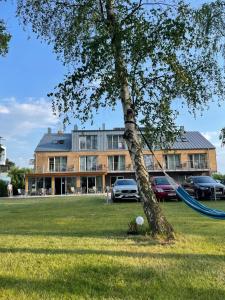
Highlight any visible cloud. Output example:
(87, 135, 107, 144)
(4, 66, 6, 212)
(0, 105, 10, 114)
(0, 97, 58, 140)
(0, 97, 59, 167)
(202, 131, 218, 142)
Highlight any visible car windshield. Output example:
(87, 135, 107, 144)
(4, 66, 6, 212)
(115, 179, 136, 186)
(154, 177, 169, 185)
(193, 177, 216, 184)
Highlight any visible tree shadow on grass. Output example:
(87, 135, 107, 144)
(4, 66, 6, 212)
(0, 247, 225, 262)
(0, 263, 224, 300)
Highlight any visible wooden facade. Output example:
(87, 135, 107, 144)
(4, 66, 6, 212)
(25, 133, 217, 195)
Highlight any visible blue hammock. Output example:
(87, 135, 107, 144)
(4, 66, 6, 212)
(176, 185, 225, 219)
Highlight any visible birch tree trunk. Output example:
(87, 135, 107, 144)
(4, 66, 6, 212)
(106, 0, 174, 239)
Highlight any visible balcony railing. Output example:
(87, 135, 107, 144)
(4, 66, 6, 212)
(33, 164, 108, 174)
(32, 160, 210, 174)
(107, 160, 209, 172)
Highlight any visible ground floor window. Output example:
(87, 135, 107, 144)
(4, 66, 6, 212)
(80, 176, 103, 193)
(28, 177, 52, 195)
(55, 177, 76, 195)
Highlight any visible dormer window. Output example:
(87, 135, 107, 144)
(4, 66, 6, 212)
(107, 135, 125, 149)
(79, 135, 97, 150)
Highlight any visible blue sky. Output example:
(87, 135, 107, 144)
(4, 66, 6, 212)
(0, 1, 225, 172)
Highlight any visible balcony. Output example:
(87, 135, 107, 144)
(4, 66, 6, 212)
(33, 164, 108, 174)
(107, 160, 210, 173)
(32, 160, 210, 174)
(147, 160, 209, 172)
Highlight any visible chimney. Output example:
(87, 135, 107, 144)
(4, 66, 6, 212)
(180, 126, 185, 134)
(102, 123, 106, 130)
(47, 128, 51, 134)
(74, 124, 78, 131)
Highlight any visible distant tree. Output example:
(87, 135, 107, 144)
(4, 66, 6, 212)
(212, 173, 225, 182)
(17, 0, 225, 239)
(220, 128, 225, 146)
(8, 167, 32, 195)
(0, 19, 11, 56)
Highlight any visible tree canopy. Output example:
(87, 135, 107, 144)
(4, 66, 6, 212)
(17, 0, 225, 146)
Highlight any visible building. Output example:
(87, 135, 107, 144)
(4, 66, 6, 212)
(25, 125, 217, 195)
(0, 141, 6, 166)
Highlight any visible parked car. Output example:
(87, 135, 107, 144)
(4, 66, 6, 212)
(182, 176, 225, 200)
(111, 179, 139, 202)
(151, 176, 178, 201)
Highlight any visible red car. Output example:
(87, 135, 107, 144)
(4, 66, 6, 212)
(151, 176, 178, 201)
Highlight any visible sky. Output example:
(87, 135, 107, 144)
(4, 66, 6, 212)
(0, 1, 225, 172)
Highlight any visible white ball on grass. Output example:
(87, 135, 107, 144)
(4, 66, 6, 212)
(136, 216, 144, 226)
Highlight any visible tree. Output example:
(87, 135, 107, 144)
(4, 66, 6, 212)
(8, 166, 32, 195)
(0, 19, 11, 56)
(17, 0, 225, 239)
(212, 173, 225, 183)
(220, 128, 225, 146)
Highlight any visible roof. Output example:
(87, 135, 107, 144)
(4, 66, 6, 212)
(167, 131, 215, 150)
(35, 130, 215, 152)
(35, 133, 72, 152)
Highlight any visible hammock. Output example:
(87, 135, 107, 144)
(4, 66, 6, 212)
(134, 123, 225, 220)
(165, 175, 225, 220)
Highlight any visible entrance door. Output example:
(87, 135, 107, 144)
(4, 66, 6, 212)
(55, 177, 66, 195)
(81, 176, 96, 193)
(87, 177, 96, 193)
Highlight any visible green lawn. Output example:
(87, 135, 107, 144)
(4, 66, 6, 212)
(0, 196, 225, 300)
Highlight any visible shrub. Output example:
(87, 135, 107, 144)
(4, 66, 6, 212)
(0, 180, 7, 197)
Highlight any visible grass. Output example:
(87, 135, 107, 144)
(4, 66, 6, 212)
(0, 196, 225, 299)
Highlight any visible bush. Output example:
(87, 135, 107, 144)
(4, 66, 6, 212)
(0, 180, 7, 197)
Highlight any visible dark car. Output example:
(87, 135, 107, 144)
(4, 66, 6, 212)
(182, 176, 225, 200)
(151, 176, 178, 201)
(111, 179, 139, 202)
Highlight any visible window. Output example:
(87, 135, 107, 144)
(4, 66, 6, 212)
(164, 154, 181, 170)
(48, 157, 67, 172)
(107, 135, 125, 149)
(188, 154, 207, 169)
(144, 155, 154, 170)
(79, 135, 97, 150)
(108, 155, 125, 171)
(80, 156, 97, 171)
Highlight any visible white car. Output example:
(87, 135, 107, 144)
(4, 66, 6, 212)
(111, 179, 140, 202)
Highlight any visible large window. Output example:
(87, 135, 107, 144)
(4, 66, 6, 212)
(79, 135, 97, 150)
(80, 156, 97, 171)
(188, 153, 207, 169)
(108, 155, 125, 171)
(144, 155, 154, 170)
(107, 135, 125, 150)
(164, 154, 181, 170)
(49, 157, 67, 172)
